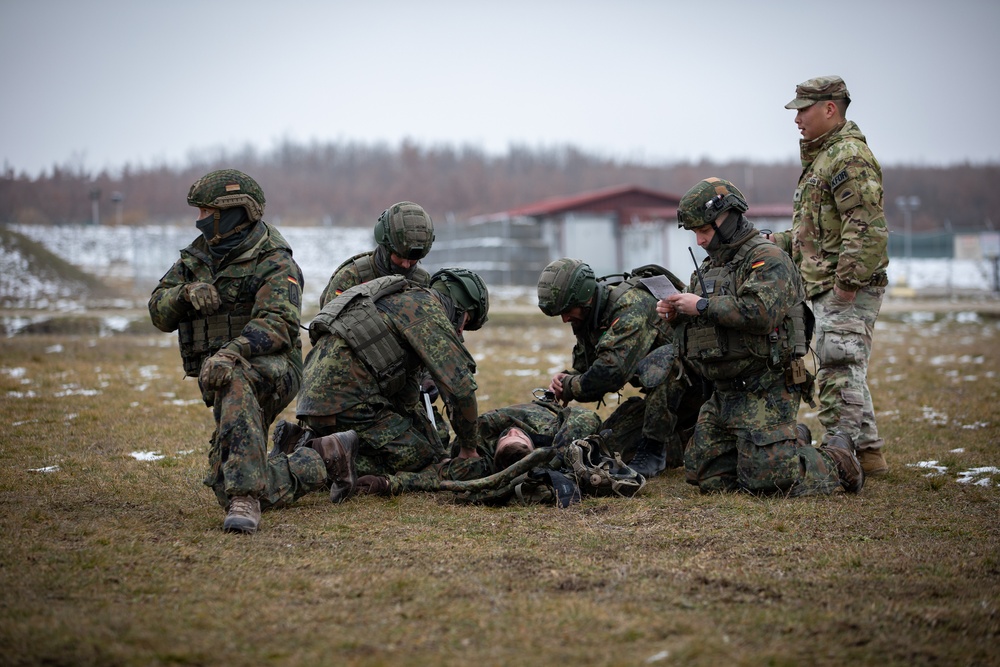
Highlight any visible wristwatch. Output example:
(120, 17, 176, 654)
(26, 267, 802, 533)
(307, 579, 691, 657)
(696, 298, 709, 315)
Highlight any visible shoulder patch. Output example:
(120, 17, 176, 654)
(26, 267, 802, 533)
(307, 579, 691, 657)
(751, 260, 766, 269)
(831, 169, 849, 190)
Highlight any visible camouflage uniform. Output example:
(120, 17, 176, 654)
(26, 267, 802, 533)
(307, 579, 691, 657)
(561, 280, 702, 461)
(149, 219, 308, 508)
(319, 247, 431, 307)
(674, 180, 843, 496)
(387, 398, 603, 493)
(297, 282, 479, 477)
(772, 109, 889, 458)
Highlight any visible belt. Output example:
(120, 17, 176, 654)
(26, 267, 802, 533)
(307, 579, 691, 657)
(714, 369, 774, 393)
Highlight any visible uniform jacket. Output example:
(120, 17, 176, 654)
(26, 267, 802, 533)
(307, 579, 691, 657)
(563, 283, 672, 403)
(148, 222, 303, 376)
(319, 249, 431, 307)
(297, 285, 479, 446)
(772, 120, 889, 298)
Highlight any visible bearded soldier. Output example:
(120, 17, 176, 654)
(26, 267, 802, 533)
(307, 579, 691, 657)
(536, 258, 704, 479)
(149, 169, 304, 534)
(659, 177, 864, 496)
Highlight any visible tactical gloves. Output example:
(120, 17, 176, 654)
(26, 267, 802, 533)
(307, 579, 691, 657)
(184, 282, 221, 315)
(199, 346, 249, 390)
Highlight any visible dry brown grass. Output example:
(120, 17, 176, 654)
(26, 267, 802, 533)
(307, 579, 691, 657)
(1, 308, 998, 666)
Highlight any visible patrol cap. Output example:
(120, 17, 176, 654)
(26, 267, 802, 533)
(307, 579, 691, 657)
(784, 75, 850, 109)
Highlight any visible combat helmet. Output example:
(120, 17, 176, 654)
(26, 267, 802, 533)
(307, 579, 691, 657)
(375, 202, 435, 261)
(430, 268, 490, 331)
(537, 258, 596, 317)
(676, 177, 748, 230)
(187, 169, 266, 222)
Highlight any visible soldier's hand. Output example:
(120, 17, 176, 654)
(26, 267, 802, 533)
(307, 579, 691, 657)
(420, 377, 440, 403)
(199, 348, 246, 390)
(184, 282, 221, 315)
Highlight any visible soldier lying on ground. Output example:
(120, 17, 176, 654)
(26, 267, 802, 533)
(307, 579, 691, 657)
(350, 392, 646, 506)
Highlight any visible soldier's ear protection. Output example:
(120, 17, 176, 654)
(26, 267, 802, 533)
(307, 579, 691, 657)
(703, 192, 748, 223)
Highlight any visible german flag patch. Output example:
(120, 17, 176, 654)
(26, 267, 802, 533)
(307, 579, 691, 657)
(751, 260, 766, 270)
(287, 276, 299, 285)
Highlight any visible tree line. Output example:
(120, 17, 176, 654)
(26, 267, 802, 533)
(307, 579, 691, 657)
(2, 139, 997, 232)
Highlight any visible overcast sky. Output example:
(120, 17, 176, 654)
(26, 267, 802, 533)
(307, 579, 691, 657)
(2, 0, 998, 177)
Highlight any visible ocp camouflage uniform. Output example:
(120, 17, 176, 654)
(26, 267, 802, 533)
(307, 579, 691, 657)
(561, 282, 700, 458)
(679, 225, 842, 496)
(771, 119, 888, 455)
(149, 221, 314, 508)
(388, 399, 603, 493)
(297, 283, 479, 476)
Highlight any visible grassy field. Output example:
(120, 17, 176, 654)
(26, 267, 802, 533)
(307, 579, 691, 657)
(1, 308, 998, 666)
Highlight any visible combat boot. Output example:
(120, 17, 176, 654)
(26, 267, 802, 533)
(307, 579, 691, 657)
(355, 475, 391, 496)
(223, 496, 261, 534)
(269, 419, 313, 457)
(859, 449, 889, 476)
(820, 433, 865, 494)
(796, 423, 813, 447)
(628, 437, 668, 479)
(310, 431, 360, 503)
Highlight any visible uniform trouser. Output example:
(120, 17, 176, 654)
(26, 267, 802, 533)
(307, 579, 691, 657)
(641, 370, 704, 449)
(202, 355, 302, 509)
(300, 401, 447, 477)
(812, 285, 886, 451)
(684, 373, 841, 496)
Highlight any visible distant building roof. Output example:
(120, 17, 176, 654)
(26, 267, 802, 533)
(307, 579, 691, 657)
(470, 184, 683, 223)
(470, 183, 792, 224)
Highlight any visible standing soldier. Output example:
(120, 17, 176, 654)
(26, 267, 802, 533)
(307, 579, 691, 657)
(768, 76, 890, 476)
(291, 268, 490, 483)
(536, 258, 704, 479)
(660, 177, 863, 496)
(149, 169, 305, 534)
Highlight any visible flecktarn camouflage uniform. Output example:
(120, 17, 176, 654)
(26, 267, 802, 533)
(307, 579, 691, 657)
(149, 221, 324, 510)
(675, 180, 844, 495)
(297, 283, 478, 477)
(563, 280, 703, 462)
(385, 397, 604, 494)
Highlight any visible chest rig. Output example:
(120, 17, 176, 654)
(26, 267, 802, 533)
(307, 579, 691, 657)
(682, 236, 811, 376)
(310, 275, 411, 395)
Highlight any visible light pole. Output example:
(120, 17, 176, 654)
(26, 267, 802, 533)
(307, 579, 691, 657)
(895, 195, 920, 283)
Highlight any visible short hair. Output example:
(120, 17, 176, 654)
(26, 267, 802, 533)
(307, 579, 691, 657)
(833, 98, 850, 116)
(493, 427, 533, 472)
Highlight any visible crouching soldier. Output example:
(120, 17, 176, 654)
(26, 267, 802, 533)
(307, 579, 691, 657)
(284, 268, 490, 487)
(659, 177, 864, 496)
(149, 169, 304, 534)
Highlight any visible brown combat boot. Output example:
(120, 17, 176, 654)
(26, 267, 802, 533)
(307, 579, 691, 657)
(310, 431, 360, 503)
(820, 433, 865, 494)
(795, 423, 813, 447)
(859, 449, 889, 476)
(355, 475, 391, 496)
(223, 496, 261, 534)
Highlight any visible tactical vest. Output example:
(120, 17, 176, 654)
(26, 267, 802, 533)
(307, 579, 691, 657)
(310, 275, 411, 395)
(682, 236, 811, 371)
(351, 254, 378, 283)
